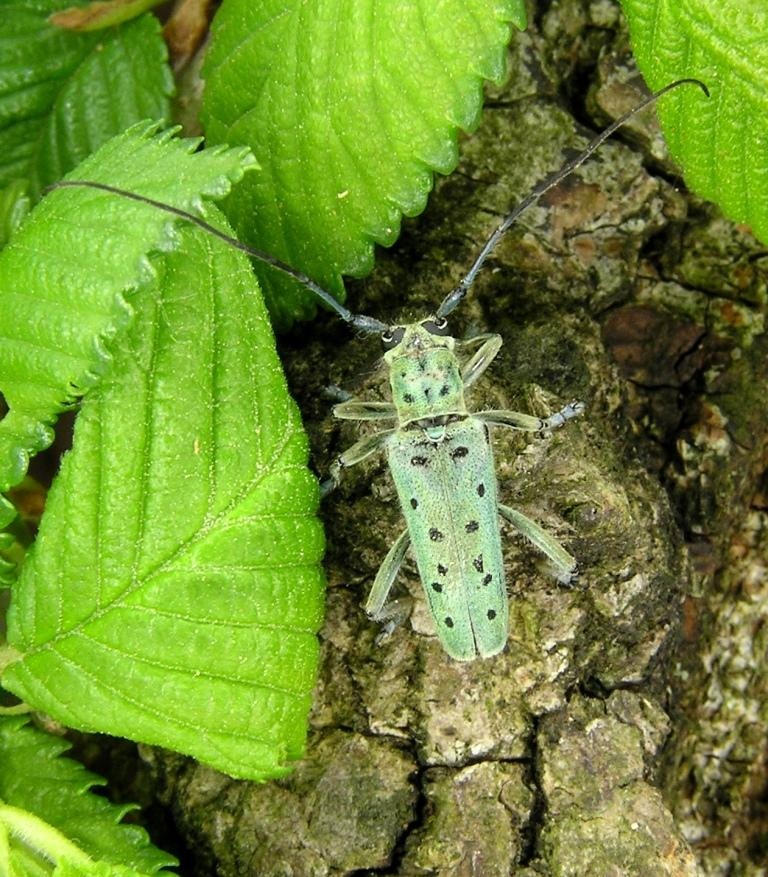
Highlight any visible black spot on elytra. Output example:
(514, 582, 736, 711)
(431, 582, 443, 593)
(444, 617, 454, 628)
(477, 483, 485, 497)
(411, 456, 428, 466)
(437, 564, 448, 576)
(440, 384, 450, 397)
(451, 446, 469, 460)
(410, 497, 418, 509)
(487, 609, 497, 620)
(473, 555, 484, 573)
(465, 520, 479, 533)
(429, 528, 444, 542)
(482, 573, 492, 585)
(404, 393, 414, 403)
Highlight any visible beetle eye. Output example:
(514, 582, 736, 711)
(381, 327, 405, 350)
(421, 317, 450, 336)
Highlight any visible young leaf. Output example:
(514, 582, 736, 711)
(201, 0, 527, 326)
(621, 0, 768, 244)
(0, 124, 254, 526)
(0, 0, 173, 196)
(0, 715, 176, 873)
(0, 531, 18, 587)
(2, 205, 325, 780)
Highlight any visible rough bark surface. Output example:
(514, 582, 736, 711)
(142, 1, 768, 874)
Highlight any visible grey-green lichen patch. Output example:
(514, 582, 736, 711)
(299, 732, 418, 870)
(536, 695, 699, 876)
(664, 506, 768, 874)
(147, 730, 418, 876)
(317, 586, 420, 740)
(545, 784, 699, 877)
(413, 644, 532, 764)
(606, 690, 672, 761)
(401, 762, 534, 875)
(658, 211, 768, 308)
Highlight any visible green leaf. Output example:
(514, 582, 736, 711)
(621, 0, 768, 244)
(201, 0, 526, 326)
(0, 0, 173, 196)
(0, 124, 254, 526)
(2, 204, 325, 780)
(0, 529, 21, 587)
(0, 180, 30, 248)
(0, 715, 175, 873)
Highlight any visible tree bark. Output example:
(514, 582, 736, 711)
(146, 2, 768, 874)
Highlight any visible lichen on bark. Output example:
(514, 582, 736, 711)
(144, 2, 768, 874)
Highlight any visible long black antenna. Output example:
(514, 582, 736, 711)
(44, 179, 389, 334)
(436, 77, 710, 319)
(47, 79, 707, 332)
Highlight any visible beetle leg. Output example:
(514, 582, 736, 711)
(460, 334, 503, 390)
(477, 401, 584, 433)
(320, 429, 395, 497)
(365, 528, 411, 625)
(333, 399, 398, 421)
(498, 503, 577, 584)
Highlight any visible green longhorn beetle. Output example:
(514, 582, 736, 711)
(51, 78, 708, 661)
